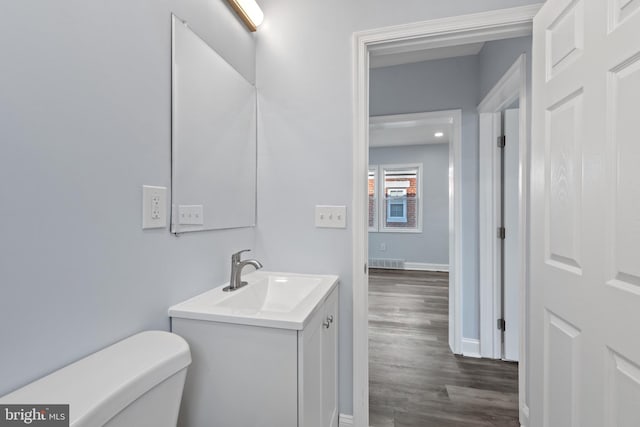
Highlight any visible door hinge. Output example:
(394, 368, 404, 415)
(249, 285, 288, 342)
(364, 263, 368, 274)
(497, 227, 506, 240)
(497, 318, 506, 331)
(497, 135, 506, 148)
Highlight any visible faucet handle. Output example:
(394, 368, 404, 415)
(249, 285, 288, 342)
(231, 249, 251, 262)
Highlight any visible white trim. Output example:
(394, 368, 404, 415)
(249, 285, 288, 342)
(448, 110, 462, 359)
(372, 229, 423, 234)
(404, 262, 449, 272)
(478, 110, 502, 359)
(352, 27, 370, 427)
(478, 54, 528, 360)
(370, 110, 454, 148)
(461, 338, 481, 358)
(477, 54, 530, 425)
(370, 110, 454, 126)
(370, 42, 486, 69)
(338, 414, 354, 427)
(520, 404, 530, 427)
(352, 5, 541, 427)
(358, 5, 541, 51)
(477, 55, 525, 112)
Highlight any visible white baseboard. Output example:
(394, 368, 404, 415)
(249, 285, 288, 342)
(461, 338, 481, 358)
(404, 262, 449, 272)
(520, 403, 530, 427)
(339, 413, 354, 426)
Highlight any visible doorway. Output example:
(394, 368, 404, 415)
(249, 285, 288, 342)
(366, 49, 526, 427)
(368, 109, 462, 358)
(352, 5, 541, 427)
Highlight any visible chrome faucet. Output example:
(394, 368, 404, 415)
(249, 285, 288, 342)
(223, 249, 263, 292)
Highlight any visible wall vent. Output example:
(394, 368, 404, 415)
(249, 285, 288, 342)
(368, 258, 405, 270)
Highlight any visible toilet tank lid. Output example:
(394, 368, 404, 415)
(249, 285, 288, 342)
(0, 331, 191, 427)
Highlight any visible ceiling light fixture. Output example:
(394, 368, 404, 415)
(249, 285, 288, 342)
(434, 132, 444, 138)
(226, 0, 264, 32)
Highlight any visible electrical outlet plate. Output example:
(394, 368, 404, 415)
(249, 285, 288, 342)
(142, 185, 167, 229)
(315, 205, 347, 228)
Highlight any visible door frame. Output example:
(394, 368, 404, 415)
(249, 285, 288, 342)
(351, 5, 541, 427)
(477, 54, 529, 423)
(478, 54, 527, 360)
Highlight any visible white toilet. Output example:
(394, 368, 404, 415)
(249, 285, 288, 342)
(0, 331, 191, 427)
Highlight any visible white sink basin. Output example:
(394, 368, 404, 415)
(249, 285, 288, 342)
(214, 275, 320, 314)
(169, 271, 339, 330)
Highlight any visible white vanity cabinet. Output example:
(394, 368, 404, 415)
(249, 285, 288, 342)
(169, 272, 339, 427)
(299, 286, 338, 427)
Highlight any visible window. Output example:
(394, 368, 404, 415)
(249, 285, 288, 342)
(368, 164, 422, 232)
(386, 188, 407, 222)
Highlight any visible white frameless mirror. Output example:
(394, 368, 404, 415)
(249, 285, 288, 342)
(171, 14, 257, 233)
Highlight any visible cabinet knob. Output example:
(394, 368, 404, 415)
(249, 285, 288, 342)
(328, 315, 334, 323)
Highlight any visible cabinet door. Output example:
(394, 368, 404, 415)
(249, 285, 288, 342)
(299, 303, 323, 427)
(322, 288, 338, 427)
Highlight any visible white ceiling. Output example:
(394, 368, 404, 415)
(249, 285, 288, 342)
(370, 42, 485, 69)
(370, 112, 453, 148)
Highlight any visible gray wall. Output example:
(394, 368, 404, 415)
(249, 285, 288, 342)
(368, 144, 449, 265)
(478, 36, 533, 101)
(0, 0, 256, 396)
(370, 55, 481, 340)
(254, 0, 541, 415)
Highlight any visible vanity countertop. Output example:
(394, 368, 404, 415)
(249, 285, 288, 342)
(168, 271, 339, 330)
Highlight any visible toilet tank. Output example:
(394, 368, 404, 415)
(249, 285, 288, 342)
(0, 331, 191, 427)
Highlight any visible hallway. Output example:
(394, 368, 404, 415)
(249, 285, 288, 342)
(368, 269, 519, 427)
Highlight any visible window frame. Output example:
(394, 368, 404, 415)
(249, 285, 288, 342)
(369, 162, 423, 233)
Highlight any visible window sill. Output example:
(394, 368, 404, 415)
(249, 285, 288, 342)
(369, 228, 422, 234)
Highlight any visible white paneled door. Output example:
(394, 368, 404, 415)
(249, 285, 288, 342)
(530, 0, 640, 426)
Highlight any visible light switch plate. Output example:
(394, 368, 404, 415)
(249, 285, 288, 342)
(142, 185, 167, 229)
(315, 205, 347, 228)
(178, 205, 204, 225)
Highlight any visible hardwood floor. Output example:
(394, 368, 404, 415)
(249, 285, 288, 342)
(368, 268, 519, 427)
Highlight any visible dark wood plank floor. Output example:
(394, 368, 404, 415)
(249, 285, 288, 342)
(368, 269, 519, 427)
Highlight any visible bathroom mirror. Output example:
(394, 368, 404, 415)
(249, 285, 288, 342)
(171, 15, 257, 233)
